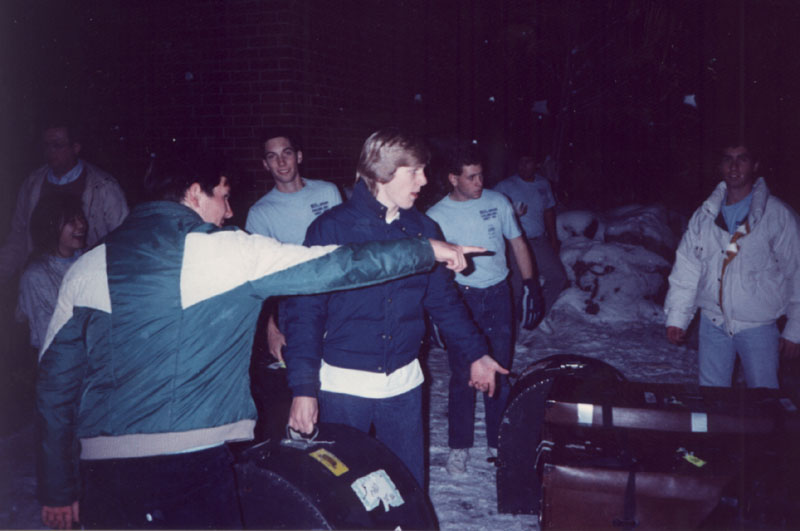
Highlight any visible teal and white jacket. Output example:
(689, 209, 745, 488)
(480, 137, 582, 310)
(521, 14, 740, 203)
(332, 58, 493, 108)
(36, 200, 436, 506)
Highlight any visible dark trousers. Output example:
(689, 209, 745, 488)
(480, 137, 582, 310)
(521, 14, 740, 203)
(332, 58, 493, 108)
(80, 444, 243, 529)
(319, 386, 424, 487)
(449, 281, 513, 449)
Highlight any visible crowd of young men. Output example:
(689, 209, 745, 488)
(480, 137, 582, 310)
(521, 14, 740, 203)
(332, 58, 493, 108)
(9, 119, 798, 530)
(32, 136, 491, 529)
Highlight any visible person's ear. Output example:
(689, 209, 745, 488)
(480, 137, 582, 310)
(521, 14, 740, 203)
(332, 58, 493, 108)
(448, 173, 458, 188)
(753, 160, 760, 174)
(262, 158, 270, 172)
(72, 142, 82, 156)
(296, 150, 303, 165)
(184, 183, 203, 208)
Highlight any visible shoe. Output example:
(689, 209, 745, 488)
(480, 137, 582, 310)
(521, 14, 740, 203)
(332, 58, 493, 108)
(446, 448, 470, 476)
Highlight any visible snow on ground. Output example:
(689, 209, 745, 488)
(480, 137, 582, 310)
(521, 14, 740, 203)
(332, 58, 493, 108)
(427, 205, 694, 530)
(0, 321, 696, 531)
(0, 205, 697, 530)
(427, 316, 696, 531)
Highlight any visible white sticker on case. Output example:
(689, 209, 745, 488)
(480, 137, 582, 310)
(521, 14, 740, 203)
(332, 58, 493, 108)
(577, 403, 594, 425)
(351, 469, 405, 512)
(691, 412, 708, 432)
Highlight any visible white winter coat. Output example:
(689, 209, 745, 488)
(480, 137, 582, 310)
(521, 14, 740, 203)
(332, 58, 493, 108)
(664, 177, 800, 342)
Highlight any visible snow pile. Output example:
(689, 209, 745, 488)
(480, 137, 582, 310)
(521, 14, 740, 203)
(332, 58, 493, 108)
(549, 205, 678, 326)
(603, 204, 678, 260)
(556, 210, 605, 242)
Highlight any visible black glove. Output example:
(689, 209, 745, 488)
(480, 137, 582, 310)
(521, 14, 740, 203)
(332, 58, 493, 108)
(520, 278, 545, 330)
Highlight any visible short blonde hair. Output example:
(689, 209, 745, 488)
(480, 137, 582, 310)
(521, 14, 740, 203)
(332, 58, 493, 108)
(356, 128, 431, 195)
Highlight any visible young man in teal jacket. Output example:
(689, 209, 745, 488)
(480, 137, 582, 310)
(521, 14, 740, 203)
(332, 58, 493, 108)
(36, 155, 482, 530)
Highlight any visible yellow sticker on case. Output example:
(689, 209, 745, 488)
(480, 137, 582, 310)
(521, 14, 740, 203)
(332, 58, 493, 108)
(683, 454, 706, 467)
(309, 448, 350, 476)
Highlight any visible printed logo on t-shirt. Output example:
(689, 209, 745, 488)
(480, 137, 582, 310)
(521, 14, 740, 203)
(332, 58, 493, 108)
(479, 208, 498, 221)
(311, 201, 331, 216)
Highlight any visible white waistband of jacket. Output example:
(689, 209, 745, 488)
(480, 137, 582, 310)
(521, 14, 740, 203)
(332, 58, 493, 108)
(80, 419, 255, 460)
(320, 358, 423, 399)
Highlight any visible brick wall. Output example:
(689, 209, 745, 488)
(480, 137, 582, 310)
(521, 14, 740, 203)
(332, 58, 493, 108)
(120, 0, 464, 223)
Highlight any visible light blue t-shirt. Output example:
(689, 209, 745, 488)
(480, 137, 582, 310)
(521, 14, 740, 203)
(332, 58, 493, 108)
(427, 189, 521, 288)
(493, 174, 555, 238)
(721, 190, 753, 234)
(246, 178, 342, 244)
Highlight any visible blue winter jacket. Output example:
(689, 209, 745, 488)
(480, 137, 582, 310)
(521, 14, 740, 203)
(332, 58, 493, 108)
(36, 201, 437, 506)
(284, 180, 487, 396)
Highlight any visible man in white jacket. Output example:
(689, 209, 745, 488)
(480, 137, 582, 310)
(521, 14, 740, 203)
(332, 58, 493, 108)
(664, 141, 800, 388)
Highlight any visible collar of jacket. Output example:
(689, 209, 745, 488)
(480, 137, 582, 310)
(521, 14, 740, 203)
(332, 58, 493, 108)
(702, 176, 769, 226)
(351, 179, 391, 221)
(130, 200, 224, 234)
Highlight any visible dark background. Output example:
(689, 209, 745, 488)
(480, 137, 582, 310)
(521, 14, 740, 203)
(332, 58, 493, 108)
(2, 0, 799, 229)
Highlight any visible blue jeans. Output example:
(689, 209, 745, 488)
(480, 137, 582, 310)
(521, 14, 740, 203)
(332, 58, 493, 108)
(698, 313, 779, 388)
(80, 444, 242, 529)
(449, 281, 513, 449)
(319, 386, 424, 487)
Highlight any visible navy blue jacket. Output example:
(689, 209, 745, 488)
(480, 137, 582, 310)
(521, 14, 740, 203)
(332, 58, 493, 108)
(284, 180, 487, 396)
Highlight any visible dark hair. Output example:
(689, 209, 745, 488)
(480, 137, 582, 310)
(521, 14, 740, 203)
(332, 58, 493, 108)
(37, 108, 83, 145)
(258, 128, 302, 154)
(717, 131, 760, 162)
(29, 194, 86, 256)
(444, 142, 483, 178)
(144, 152, 234, 202)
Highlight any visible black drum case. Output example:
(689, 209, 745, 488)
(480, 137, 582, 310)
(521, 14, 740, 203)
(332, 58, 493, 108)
(233, 422, 438, 530)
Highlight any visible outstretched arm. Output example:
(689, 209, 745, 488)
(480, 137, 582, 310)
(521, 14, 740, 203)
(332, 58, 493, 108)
(188, 231, 484, 302)
(428, 239, 485, 272)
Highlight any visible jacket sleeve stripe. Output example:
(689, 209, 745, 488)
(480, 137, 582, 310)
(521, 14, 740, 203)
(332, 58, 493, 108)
(40, 245, 111, 358)
(180, 231, 341, 309)
(249, 237, 435, 298)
